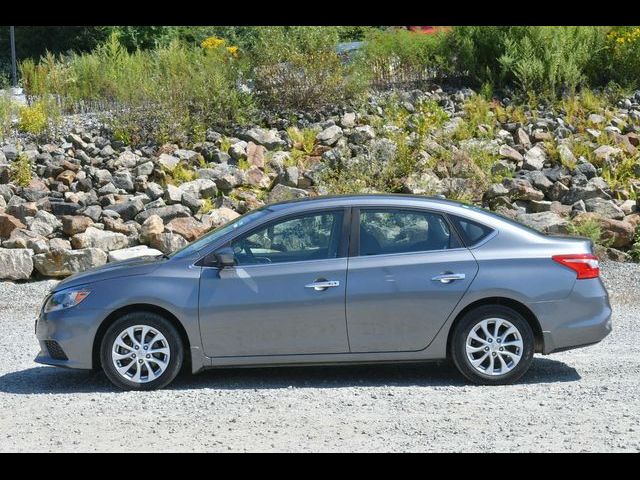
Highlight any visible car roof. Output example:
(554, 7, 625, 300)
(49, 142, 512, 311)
(264, 194, 540, 239)
(267, 194, 474, 213)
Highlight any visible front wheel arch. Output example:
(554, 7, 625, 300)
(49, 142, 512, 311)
(446, 297, 544, 357)
(92, 304, 191, 372)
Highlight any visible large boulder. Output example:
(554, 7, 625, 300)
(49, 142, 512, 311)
(104, 199, 145, 222)
(593, 145, 621, 163)
(158, 153, 180, 171)
(108, 245, 163, 263)
(115, 150, 139, 169)
(601, 218, 635, 248)
(135, 204, 191, 224)
(515, 211, 569, 234)
(349, 125, 376, 144)
(61, 215, 94, 236)
(241, 127, 285, 150)
(0, 213, 26, 239)
(316, 125, 343, 146)
(505, 178, 545, 201)
(499, 144, 524, 163)
(267, 184, 309, 203)
(2, 229, 49, 253)
(402, 171, 444, 195)
(71, 226, 129, 251)
(0, 248, 34, 280)
(246, 142, 265, 168)
(147, 232, 188, 254)
(165, 217, 209, 242)
(584, 198, 625, 220)
(178, 179, 218, 199)
(33, 248, 108, 277)
(523, 145, 546, 170)
(202, 207, 240, 229)
(32, 212, 67, 238)
(140, 214, 164, 242)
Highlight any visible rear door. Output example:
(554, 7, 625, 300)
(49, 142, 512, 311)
(346, 207, 478, 352)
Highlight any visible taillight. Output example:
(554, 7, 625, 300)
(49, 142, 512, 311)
(552, 254, 600, 279)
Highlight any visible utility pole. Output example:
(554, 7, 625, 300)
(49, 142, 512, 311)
(10, 26, 17, 88)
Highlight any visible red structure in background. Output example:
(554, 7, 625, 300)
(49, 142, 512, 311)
(405, 26, 451, 35)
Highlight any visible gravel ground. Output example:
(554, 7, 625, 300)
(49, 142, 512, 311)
(0, 263, 639, 452)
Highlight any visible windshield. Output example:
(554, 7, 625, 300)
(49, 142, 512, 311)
(169, 207, 272, 260)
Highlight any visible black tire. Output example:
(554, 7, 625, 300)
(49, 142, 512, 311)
(100, 312, 184, 391)
(450, 305, 534, 385)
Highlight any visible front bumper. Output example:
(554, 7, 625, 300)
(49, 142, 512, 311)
(530, 277, 612, 355)
(35, 306, 105, 370)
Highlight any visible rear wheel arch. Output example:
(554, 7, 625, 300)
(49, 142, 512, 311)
(446, 297, 544, 355)
(92, 304, 191, 371)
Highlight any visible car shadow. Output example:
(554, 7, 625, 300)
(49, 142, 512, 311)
(0, 357, 581, 395)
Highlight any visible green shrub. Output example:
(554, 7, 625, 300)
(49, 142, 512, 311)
(448, 26, 610, 97)
(601, 27, 640, 88)
(250, 26, 367, 110)
(452, 95, 495, 140)
(166, 163, 196, 186)
(199, 197, 214, 214)
(17, 97, 60, 137)
(568, 217, 607, 246)
(286, 126, 316, 154)
(0, 92, 16, 140)
(630, 226, 640, 261)
(359, 27, 451, 86)
(10, 154, 33, 187)
(20, 33, 253, 145)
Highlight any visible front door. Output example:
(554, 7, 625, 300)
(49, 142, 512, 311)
(346, 208, 479, 352)
(198, 209, 350, 357)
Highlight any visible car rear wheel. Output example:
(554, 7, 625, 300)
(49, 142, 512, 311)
(451, 305, 534, 385)
(100, 312, 184, 391)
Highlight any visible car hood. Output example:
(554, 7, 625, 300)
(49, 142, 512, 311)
(52, 256, 166, 292)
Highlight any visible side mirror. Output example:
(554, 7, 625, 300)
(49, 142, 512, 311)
(213, 247, 236, 268)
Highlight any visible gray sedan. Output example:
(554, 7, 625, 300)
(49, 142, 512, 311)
(34, 195, 612, 390)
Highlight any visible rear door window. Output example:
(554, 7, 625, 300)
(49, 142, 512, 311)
(448, 214, 494, 246)
(358, 209, 460, 256)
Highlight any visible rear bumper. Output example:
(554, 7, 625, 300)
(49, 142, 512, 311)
(530, 277, 612, 355)
(34, 307, 104, 370)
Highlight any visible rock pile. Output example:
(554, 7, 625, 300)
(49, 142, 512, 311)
(2, 86, 640, 280)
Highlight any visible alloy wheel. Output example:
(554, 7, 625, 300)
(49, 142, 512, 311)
(111, 325, 171, 384)
(465, 318, 523, 376)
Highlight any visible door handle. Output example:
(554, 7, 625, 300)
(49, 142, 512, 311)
(305, 280, 340, 291)
(431, 273, 466, 284)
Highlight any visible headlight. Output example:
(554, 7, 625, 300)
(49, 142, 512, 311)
(43, 288, 91, 313)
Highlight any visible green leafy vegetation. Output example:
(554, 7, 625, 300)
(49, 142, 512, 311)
(568, 217, 608, 247)
(199, 197, 214, 214)
(10, 153, 33, 187)
(165, 163, 196, 186)
(0, 92, 16, 140)
(13, 26, 640, 146)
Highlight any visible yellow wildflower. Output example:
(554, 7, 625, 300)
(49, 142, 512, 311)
(201, 37, 226, 49)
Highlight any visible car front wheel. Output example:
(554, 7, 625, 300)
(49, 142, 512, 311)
(100, 312, 184, 391)
(451, 305, 534, 385)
